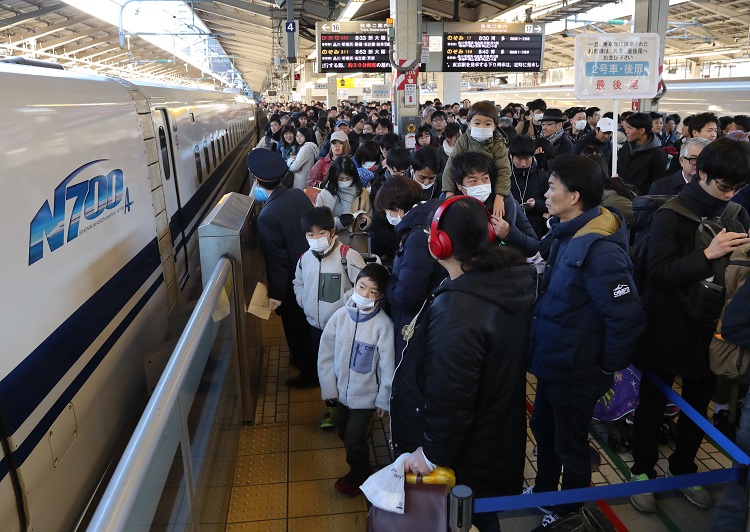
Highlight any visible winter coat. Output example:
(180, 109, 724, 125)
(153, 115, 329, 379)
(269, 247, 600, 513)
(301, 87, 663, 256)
(293, 240, 366, 330)
(508, 160, 549, 239)
(257, 185, 313, 302)
(639, 181, 750, 379)
(549, 132, 575, 155)
(318, 300, 395, 410)
(574, 133, 613, 162)
(617, 133, 667, 195)
(647, 170, 688, 196)
(316, 186, 372, 232)
(530, 207, 647, 381)
(308, 153, 333, 188)
(390, 265, 537, 497)
(440, 129, 511, 197)
(601, 189, 634, 226)
(386, 200, 448, 359)
(723, 274, 750, 351)
(288, 141, 318, 190)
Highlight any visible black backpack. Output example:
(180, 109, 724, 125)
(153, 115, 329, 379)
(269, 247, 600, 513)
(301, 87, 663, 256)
(631, 195, 744, 326)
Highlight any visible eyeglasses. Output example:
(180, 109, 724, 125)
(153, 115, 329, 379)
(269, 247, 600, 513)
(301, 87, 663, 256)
(540, 122, 557, 127)
(714, 180, 747, 193)
(682, 156, 699, 165)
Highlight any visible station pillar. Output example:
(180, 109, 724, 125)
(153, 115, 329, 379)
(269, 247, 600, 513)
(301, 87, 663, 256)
(326, 72, 338, 108)
(390, 0, 421, 134)
(632, 0, 669, 113)
(440, 72, 462, 107)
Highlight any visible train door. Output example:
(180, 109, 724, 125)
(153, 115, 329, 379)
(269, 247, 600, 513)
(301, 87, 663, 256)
(153, 109, 189, 288)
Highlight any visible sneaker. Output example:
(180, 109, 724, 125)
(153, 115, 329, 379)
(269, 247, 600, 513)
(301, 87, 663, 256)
(320, 405, 336, 430)
(530, 513, 563, 531)
(666, 468, 713, 508)
(334, 471, 352, 491)
(629, 473, 657, 513)
(522, 485, 554, 515)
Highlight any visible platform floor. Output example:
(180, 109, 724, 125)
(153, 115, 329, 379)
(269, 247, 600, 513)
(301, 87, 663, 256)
(218, 313, 728, 531)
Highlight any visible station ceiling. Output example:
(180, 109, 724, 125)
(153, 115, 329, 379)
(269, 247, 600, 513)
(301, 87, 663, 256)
(1, 0, 749, 91)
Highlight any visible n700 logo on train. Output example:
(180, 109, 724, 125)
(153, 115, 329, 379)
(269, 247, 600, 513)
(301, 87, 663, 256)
(29, 159, 133, 265)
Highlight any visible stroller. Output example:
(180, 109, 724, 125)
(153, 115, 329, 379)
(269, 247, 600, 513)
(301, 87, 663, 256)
(593, 366, 678, 452)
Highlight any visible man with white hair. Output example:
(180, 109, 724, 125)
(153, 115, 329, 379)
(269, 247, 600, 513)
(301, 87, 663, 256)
(647, 137, 711, 195)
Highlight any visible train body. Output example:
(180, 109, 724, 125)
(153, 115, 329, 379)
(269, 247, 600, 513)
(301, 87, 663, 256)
(0, 64, 257, 530)
(458, 77, 750, 116)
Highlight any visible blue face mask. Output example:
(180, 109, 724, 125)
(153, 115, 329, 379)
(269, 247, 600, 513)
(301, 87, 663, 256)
(254, 184, 270, 202)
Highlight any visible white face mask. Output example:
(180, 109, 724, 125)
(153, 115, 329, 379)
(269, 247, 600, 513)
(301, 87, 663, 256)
(418, 180, 434, 190)
(307, 236, 329, 253)
(385, 211, 402, 226)
(533, 113, 544, 122)
(351, 291, 377, 309)
(363, 161, 377, 169)
(464, 183, 492, 203)
(470, 126, 494, 142)
(574, 119, 587, 131)
(338, 180, 353, 189)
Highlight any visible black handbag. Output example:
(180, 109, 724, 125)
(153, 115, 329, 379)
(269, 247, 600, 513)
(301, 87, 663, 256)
(367, 483, 448, 532)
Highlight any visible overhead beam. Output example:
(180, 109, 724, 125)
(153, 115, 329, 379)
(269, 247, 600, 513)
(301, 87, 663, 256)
(686, 1, 750, 26)
(0, 3, 66, 32)
(213, 0, 274, 18)
(37, 24, 112, 51)
(193, 4, 273, 29)
(11, 14, 92, 42)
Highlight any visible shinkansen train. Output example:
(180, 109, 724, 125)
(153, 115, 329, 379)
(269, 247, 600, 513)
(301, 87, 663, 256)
(0, 63, 258, 531)
(458, 77, 750, 116)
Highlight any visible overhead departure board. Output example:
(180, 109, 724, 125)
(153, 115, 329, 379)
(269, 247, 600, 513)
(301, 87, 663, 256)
(316, 21, 391, 72)
(443, 22, 545, 72)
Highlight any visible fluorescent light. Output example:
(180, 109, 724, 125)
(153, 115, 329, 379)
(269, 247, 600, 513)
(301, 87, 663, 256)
(669, 49, 744, 60)
(339, 0, 365, 22)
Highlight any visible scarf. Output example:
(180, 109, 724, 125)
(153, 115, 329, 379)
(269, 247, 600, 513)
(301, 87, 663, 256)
(443, 139, 454, 157)
(543, 128, 565, 145)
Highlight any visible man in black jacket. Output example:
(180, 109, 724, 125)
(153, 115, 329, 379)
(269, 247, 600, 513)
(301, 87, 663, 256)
(630, 137, 750, 513)
(648, 137, 710, 195)
(573, 117, 615, 163)
(618, 112, 667, 195)
(539, 108, 574, 156)
(247, 149, 316, 387)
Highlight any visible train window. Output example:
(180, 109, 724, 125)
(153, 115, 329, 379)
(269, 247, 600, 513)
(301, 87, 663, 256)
(210, 137, 217, 166)
(203, 141, 210, 173)
(158, 127, 171, 180)
(194, 145, 203, 184)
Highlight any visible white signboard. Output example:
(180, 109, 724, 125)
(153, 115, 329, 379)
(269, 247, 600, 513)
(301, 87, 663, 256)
(574, 33, 660, 99)
(314, 83, 328, 90)
(371, 84, 389, 100)
(421, 34, 430, 64)
(404, 83, 417, 107)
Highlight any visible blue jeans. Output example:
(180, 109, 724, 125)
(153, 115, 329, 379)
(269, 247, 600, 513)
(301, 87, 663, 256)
(710, 386, 750, 531)
(530, 373, 613, 516)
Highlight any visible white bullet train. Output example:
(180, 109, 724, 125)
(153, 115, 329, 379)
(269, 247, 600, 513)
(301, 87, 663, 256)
(458, 77, 750, 116)
(0, 62, 257, 531)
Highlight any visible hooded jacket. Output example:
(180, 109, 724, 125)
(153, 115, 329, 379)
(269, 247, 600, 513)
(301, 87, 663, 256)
(617, 132, 667, 195)
(390, 264, 536, 497)
(318, 299, 395, 410)
(386, 200, 448, 359)
(508, 159, 549, 239)
(440, 129, 511, 197)
(530, 207, 646, 381)
(639, 181, 750, 379)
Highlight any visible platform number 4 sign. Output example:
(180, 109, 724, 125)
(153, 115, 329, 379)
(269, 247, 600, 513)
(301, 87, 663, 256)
(286, 21, 296, 32)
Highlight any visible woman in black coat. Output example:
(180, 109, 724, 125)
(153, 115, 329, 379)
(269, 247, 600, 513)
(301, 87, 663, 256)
(391, 197, 537, 532)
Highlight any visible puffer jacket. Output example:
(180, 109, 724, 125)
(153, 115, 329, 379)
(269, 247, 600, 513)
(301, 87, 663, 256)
(440, 129, 510, 197)
(288, 141, 318, 190)
(390, 264, 536, 497)
(530, 207, 647, 381)
(386, 200, 447, 360)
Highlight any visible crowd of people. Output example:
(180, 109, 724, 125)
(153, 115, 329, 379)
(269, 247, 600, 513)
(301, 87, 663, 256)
(246, 95, 750, 531)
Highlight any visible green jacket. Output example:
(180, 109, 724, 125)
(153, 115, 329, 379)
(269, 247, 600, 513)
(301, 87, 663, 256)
(441, 129, 511, 196)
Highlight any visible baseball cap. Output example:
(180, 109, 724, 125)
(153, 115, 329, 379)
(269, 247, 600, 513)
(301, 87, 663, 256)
(597, 117, 616, 133)
(335, 119, 350, 128)
(330, 130, 349, 143)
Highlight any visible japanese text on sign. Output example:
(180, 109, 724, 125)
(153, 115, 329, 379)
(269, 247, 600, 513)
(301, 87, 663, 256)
(574, 33, 660, 99)
(317, 21, 392, 72)
(442, 23, 544, 73)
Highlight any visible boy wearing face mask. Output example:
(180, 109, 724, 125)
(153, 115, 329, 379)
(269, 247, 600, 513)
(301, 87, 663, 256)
(441, 101, 511, 219)
(294, 207, 367, 427)
(318, 263, 395, 495)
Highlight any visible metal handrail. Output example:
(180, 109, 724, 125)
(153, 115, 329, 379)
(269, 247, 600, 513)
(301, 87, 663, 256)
(87, 257, 233, 531)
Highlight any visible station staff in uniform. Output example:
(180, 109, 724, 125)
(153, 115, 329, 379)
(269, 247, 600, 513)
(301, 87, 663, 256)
(247, 149, 316, 387)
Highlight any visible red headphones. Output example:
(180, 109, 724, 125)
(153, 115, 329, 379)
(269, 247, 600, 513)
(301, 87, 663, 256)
(429, 196, 496, 260)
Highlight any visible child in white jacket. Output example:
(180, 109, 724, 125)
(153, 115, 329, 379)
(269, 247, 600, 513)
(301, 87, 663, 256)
(318, 263, 395, 495)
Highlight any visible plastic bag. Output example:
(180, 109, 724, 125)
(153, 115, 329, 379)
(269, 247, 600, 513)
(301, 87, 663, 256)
(361, 453, 410, 514)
